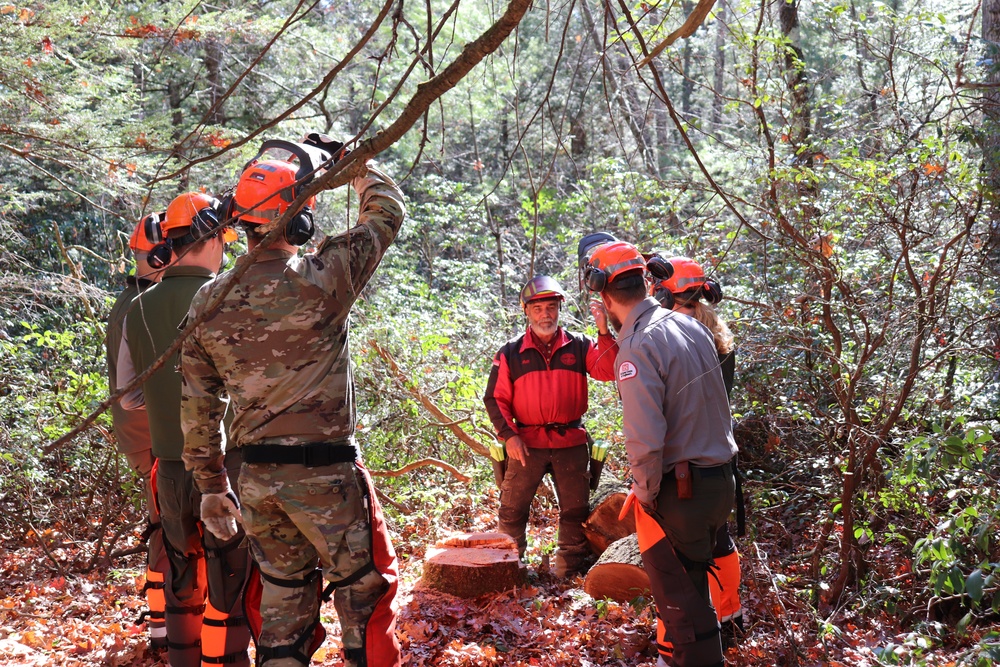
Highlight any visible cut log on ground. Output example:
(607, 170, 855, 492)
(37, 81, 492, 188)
(583, 533, 650, 603)
(422, 532, 526, 598)
(583, 478, 637, 556)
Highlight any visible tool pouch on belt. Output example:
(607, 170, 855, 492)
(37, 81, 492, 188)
(488, 443, 507, 489)
(675, 461, 693, 499)
(588, 436, 608, 492)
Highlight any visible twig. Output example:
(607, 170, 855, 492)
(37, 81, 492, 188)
(375, 487, 414, 514)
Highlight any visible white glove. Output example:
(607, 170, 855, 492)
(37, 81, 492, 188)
(200, 490, 243, 541)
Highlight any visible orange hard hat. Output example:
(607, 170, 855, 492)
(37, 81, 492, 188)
(584, 241, 646, 292)
(233, 160, 315, 225)
(520, 275, 568, 309)
(660, 256, 706, 293)
(163, 192, 237, 243)
(655, 256, 723, 305)
(129, 212, 163, 253)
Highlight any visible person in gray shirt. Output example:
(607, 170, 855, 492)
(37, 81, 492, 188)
(584, 241, 736, 667)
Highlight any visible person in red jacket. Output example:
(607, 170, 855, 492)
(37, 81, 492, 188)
(483, 275, 618, 577)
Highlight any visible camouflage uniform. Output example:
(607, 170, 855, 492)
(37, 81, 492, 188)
(181, 163, 405, 667)
(105, 274, 168, 649)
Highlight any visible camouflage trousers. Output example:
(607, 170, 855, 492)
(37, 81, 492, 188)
(240, 460, 388, 665)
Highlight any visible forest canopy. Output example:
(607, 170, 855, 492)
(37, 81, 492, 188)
(1, 0, 999, 664)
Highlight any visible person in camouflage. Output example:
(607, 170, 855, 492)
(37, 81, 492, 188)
(104, 214, 169, 650)
(180, 140, 405, 667)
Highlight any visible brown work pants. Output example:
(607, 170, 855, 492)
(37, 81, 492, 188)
(498, 444, 590, 574)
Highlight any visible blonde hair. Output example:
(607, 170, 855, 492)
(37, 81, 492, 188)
(684, 300, 734, 355)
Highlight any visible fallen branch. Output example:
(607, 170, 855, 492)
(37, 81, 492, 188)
(370, 340, 490, 458)
(370, 457, 470, 483)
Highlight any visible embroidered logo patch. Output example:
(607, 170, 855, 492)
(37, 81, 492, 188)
(560, 353, 576, 366)
(618, 361, 637, 381)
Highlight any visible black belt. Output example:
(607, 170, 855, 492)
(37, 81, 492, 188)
(242, 442, 358, 467)
(514, 419, 583, 435)
(667, 460, 732, 478)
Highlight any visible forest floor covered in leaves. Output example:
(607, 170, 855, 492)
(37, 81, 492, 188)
(0, 481, 979, 667)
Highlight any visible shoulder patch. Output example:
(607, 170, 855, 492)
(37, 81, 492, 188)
(618, 360, 637, 381)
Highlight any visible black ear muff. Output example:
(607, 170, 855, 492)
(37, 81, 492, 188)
(217, 193, 234, 226)
(584, 265, 608, 293)
(654, 287, 675, 309)
(646, 255, 675, 282)
(284, 206, 315, 246)
(143, 214, 172, 269)
(193, 205, 220, 237)
(703, 279, 723, 304)
(148, 239, 173, 269)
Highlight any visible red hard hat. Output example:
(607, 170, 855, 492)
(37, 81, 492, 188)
(233, 160, 315, 225)
(520, 275, 568, 309)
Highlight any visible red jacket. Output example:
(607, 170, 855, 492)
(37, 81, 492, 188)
(484, 326, 618, 449)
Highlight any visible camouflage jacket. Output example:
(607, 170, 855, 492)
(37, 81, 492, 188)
(180, 163, 406, 494)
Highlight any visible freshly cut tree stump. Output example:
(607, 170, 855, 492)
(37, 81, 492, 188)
(583, 479, 637, 556)
(583, 533, 650, 603)
(422, 532, 526, 598)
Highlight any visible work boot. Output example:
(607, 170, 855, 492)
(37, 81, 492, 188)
(344, 646, 366, 667)
(720, 612, 745, 649)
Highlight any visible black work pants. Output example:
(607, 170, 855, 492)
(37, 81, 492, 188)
(640, 463, 735, 666)
(497, 444, 590, 573)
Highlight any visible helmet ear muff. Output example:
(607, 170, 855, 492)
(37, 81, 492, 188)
(284, 206, 315, 246)
(217, 193, 234, 226)
(703, 279, 723, 305)
(144, 214, 173, 269)
(653, 287, 675, 309)
(583, 265, 608, 293)
(148, 239, 173, 269)
(646, 255, 675, 282)
(193, 201, 221, 238)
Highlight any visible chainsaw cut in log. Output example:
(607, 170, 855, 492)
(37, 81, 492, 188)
(421, 532, 526, 598)
(583, 533, 650, 603)
(583, 478, 637, 555)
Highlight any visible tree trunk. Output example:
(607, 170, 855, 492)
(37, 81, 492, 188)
(983, 0, 1000, 235)
(583, 479, 636, 555)
(422, 532, 526, 598)
(203, 40, 226, 126)
(711, 0, 726, 130)
(680, 0, 695, 119)
(583, 534, 650, 603)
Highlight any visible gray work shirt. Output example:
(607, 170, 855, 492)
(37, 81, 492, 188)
(615, 297, 738, 506)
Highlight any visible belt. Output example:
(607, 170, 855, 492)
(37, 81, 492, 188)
(242, 441, 358, 467)
(514, 419, 583, 435)
(667, 460, 732, 478)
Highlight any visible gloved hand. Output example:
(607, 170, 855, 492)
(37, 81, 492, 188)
(200, 489, 243, 541)
(303, 133, 348, 162)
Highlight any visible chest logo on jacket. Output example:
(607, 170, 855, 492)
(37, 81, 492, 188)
(560, 352, 576, 366)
